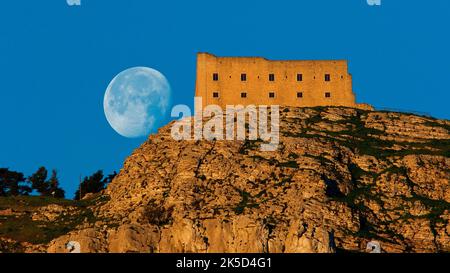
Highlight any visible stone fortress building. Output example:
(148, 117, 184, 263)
(195, 52, 372, 110)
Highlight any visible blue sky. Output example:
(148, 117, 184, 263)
(0, 0, 449, 198)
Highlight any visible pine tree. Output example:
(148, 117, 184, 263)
(74, 170, 116, 200)
(28, 167, 50, 196)
(0, 168, 32, 196)
(47, 170, 65, 198)
(28, 167, 65, 198)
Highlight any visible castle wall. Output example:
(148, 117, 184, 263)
(195, 53, 359, 108)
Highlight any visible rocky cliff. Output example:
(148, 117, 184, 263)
(2, 106, 449, 253)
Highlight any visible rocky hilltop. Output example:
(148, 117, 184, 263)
(2, 107, 449, 253)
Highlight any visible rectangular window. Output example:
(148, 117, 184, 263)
(241, 73, 247, 81)
(241, 92, 247, 98)
(325, 92, 331, 98)
(269, 74, 275, 81)
(213, 92, 219, 98)
(213, 73, 219, 81)
(269, 92, 275, 98)
(297, 74, 303, 81)
(325, 74, 331, 82)
(297, 92, 303, 98)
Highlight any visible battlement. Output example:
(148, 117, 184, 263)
(195, 53, 371, 110)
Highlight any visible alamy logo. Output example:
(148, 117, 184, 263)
(171, 97, 280, 152)
(367, 0, 381, 6)
(67, 0, 81, 6)
(366, 241, 381, 253)
(66, 241, 81, 253)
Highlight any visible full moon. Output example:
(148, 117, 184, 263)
(104, 67, 171, 138)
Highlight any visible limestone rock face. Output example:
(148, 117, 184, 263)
(46, 107, 449, 253)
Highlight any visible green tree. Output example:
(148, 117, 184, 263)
(28, 167, 49, 196)
(47, 170, 65, 198)
(0, 168, 32, 196)
(74, 170, 116, 200)
(28, 167, 65, 198)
